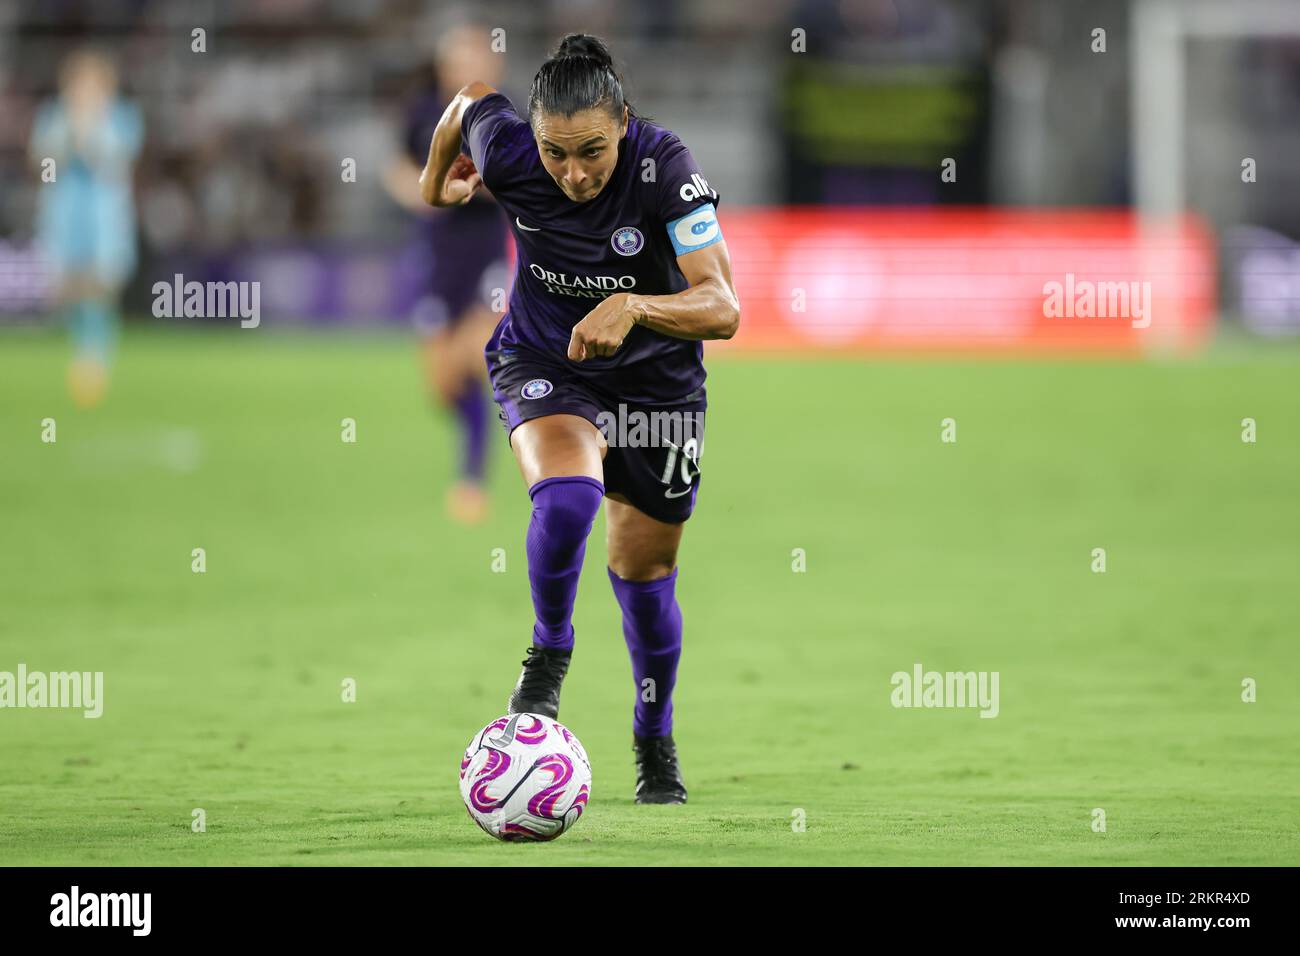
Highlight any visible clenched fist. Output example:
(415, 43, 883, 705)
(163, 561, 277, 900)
(567, 293, 639, 361)
(437, 154, 483, 206)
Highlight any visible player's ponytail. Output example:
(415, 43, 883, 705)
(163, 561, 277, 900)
(528, 33, 638, 126)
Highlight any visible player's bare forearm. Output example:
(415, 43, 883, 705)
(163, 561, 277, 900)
(631, 240, 740, 341)
(419, 81, 495, 207)
(630, 278, 739, 341)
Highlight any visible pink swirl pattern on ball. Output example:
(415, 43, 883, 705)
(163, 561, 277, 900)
(515, 715, 548, 745)
(468, 749, 512, 812)
(570, 784, 590, 818)
(527, 753, 575, 819)
(500, 821, 551, 841)
(552, 722, 575, 745)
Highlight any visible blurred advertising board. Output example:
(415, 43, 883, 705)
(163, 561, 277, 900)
(716, 208, 1217, 354)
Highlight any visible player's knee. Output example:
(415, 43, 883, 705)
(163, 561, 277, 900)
(608, 557, 676, 584)
(529, 476, 604, 540)
(425, 364, 456, 405)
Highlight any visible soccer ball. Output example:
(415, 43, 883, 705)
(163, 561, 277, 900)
(459, 713, 592, 841)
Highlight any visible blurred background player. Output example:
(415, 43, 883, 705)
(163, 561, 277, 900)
(384, 24, 509, 524)
(28, 48, 142, 408)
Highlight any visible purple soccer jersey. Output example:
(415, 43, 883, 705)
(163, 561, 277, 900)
(461, 92, 723, 405)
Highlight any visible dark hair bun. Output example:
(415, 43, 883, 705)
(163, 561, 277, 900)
(529, 32, 634, 124)
(556, 33, 613, 70)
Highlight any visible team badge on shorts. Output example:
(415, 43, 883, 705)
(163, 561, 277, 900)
(610, 226, 644, 257)
(521, 378, 553, 400)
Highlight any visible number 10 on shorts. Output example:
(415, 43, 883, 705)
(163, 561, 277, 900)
(660, 438, 701, 497)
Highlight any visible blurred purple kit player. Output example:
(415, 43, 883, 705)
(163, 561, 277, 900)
(401, 87, 509, 491)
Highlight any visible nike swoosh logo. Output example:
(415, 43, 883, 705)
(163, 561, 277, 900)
(664, 487, 693, 499)
(516, 217, 540, 232)
(488, 713, 523, 748)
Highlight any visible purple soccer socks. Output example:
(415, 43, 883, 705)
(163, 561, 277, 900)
(608, 566, 683, 737)
(525, 476, 605, 650)
(452, 379, 489, 483)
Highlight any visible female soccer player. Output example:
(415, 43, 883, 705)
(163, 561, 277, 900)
(29, 49, 142, 408)
(419, 34, 739, 804)
(384, 24, 509, 523)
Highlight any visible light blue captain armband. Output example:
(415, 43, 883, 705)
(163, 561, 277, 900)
(666, 203, 723, 256)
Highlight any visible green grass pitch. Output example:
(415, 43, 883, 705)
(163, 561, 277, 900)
(1, 327, 1297, 866)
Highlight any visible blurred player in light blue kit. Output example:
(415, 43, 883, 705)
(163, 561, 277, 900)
(29, 49, 143, 408)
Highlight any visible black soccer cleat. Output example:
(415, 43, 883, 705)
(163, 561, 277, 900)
(507, 645, 572, 719)
(634, 734, 688, 804)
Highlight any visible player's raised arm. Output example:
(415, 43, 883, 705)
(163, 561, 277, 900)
(418, 81, 495, 207)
